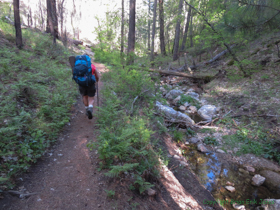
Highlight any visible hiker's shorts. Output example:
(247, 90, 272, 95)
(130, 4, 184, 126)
(79, 85, 96, 97)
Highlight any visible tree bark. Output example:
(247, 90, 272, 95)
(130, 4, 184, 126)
(190, 9, 193, 47)
(47, 0, 58, 44)
(181, 5, 191, 51)
(127, 0, 136, 65)
(13, 0, 23, 49)
(121, 0, 125, 57)
(173, 0, 184, 61)
(150, 0, 157, 61)
(159, 0, 166, 56)
(148, 0, 151, 51)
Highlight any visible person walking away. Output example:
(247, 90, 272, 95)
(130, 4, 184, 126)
(71, 55, 100, 119)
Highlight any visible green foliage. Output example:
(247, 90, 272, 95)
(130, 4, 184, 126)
(177, 94, 201, 108)
(105, 189, 115, 198)
(133, 175, 154, 194)
(186, 128, 196, 137)
(204, 136, 219, 146)
(88, 50, 160, 193)
(222, 127, 280, 163)
(199, 128, 214, 134)
(173, 130, 185, 143)
(0, 18, 76, 188)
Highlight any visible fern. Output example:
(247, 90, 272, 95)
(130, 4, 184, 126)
(105, 163, 139, 178)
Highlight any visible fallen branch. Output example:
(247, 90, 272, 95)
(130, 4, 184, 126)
(231, 114, 279, 118)
(206, 45, 236, 64)
(147, 68, 214, 81)
(130, 89, 150, 114)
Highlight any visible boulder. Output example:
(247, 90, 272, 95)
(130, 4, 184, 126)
(155, 101, 194, 126)
(198, 105, 217, 122)
(197, 143, 209, 153)
(239, 154, 280, 172)
(165, 89, 183, 100)
(261, 199, 280, 210)
(259, 170, 280, 193)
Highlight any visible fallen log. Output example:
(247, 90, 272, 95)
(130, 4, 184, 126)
(206, 44, 236, 65)
(147, 68, 214, 82)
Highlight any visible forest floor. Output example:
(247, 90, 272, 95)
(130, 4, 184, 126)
(0, 62, 223, 210)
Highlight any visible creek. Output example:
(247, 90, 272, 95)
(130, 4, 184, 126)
(183, 145, 280, 210)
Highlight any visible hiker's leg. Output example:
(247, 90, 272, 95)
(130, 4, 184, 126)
(88, 96, 95, 107)
(83, 95, 89, 106)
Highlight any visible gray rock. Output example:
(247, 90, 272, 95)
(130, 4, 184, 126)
(189, 137, 199, 144)
(173, 155, 181, 160)
(261, 199, 280, 210)
(225, 186, 235, 192)
(216, 149, 225, 154)
(245, 166, 255, 173)
(198, 105, 217, 122)
(179, 106, 186, 111)
(147, 188, 156, 196)
(183, 102, 190, 107)
(165, 89, 183, 100)
(155, 101, 195, 126)
(260, 170, 280, 193)
(197, 144, 209, 153)
(186, 92, 199, 100)
(173, 95, 181, 104)
(232, 203, 245, 210)
(187, 88, 195, 92)
(180, 161, 188, 167)
(252, 174, 266, 186)
(239, 154, 280, 172)
(187, 106, 197, 114)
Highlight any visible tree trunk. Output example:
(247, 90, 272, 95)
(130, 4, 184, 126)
(150, 0, 157, 62)
(159, 0, 166, 56)
(190, 9, 193, 47)
(181, 5, 191, 51)
(173, 0, 184, 61)
(13, 0, 23, 49)
(148, 0, 151, 51)
(47, 0, 58, 44)
(121, 0, 124, 57)
(127, 0, 136, 65)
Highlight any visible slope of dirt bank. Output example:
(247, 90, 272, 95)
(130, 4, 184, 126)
(0, 63, 223, 210)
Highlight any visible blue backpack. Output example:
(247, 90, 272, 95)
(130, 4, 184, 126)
(72, 55, 96, 87)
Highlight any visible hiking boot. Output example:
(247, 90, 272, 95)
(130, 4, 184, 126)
(86, 107, 93, 119)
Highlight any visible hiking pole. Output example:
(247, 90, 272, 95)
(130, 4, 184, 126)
(97, 82, 99, 106)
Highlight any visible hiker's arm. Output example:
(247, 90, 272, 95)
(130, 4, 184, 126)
(94, 69, 100, 82)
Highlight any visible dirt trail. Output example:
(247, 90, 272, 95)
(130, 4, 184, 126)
(0, 63, 109, 210)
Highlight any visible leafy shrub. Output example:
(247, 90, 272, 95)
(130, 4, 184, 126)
(204, 136, 219, 146)
(177, 94, 201, 108)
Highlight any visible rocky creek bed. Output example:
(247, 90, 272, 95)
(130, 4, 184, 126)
(156, 76, 280, 210)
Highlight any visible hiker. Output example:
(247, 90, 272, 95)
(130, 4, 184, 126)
(80, 61, 100, 119)
(71, 54, 100, 119)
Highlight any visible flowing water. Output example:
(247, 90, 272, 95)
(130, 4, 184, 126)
(183, 145, 280, 210)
